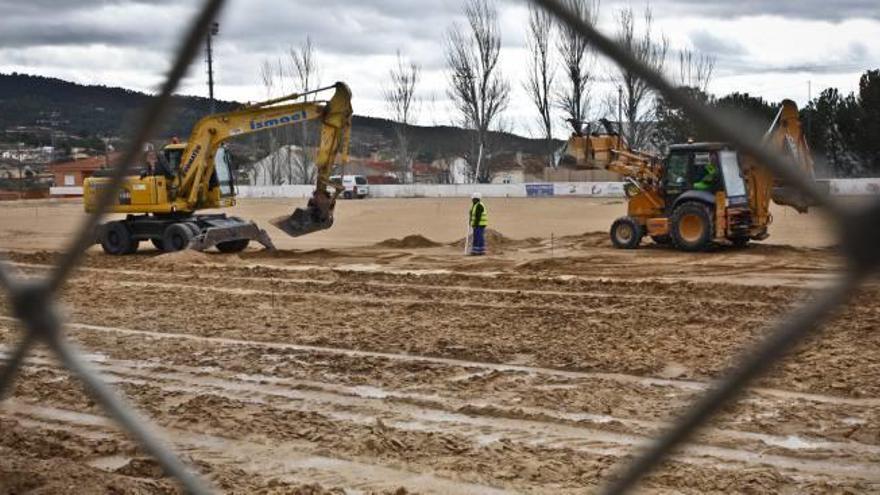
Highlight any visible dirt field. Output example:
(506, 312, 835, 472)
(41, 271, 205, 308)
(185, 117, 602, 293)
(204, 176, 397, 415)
(1, 197, 877, 494)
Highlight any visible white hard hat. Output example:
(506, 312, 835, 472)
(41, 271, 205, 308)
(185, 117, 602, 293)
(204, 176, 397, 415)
(471, 192, 482, 200)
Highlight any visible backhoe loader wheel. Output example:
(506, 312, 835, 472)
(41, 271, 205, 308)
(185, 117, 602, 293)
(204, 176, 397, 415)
(610, 216, 643, 249)
(162, 223, 194, 252)
(671, 202, 714, 252)
(151, 238, 165, 251)
(216, 239, 250, 253)
(651, 235, 672, 246)
(100, 221, 135, 256)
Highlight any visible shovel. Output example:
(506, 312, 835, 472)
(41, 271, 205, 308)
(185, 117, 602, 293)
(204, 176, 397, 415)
(463, 219, 472, 255)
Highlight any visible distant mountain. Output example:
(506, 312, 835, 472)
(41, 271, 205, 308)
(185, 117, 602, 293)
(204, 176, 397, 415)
(0, 73, 557, 161)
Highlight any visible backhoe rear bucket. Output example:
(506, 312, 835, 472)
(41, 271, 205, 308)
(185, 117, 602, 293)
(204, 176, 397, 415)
(772, 181, 830, 214)
(270, 206, 334, 237)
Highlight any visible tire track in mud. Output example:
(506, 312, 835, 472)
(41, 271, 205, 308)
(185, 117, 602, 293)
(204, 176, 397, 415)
(4, 346, 880, 489)
(3, 316, 878, 409)
(8, 260, 797, 310)
(4, 401, 514, 495)
(71, 279, 784, 327)
(3, 253, 877, 492)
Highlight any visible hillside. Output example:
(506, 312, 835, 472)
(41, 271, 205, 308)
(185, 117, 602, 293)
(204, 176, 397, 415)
(0, 73, 556, 160)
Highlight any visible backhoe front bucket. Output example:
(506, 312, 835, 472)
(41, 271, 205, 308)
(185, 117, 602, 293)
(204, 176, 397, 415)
(270, 206, 334, 237)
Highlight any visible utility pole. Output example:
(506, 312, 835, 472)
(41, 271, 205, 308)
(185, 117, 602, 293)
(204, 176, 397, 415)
(206, 22, 219, 114)
(617, 85, 623, 138)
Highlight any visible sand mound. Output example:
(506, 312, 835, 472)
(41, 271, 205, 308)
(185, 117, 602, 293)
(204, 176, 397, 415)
(568, 231, 610, 248)
(146, 249, 238, 267)
(375, 235, 442, 249)
(451, 228, 516, 250)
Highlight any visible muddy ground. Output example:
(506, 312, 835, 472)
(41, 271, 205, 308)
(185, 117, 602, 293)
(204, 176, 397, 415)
(0, 198, 877, 494)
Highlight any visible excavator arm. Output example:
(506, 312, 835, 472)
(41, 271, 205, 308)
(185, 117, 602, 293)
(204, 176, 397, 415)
(173, 82, 353, 235)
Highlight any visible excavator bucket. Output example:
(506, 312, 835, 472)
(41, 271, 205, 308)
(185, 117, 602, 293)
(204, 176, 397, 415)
(270, 206, 334, 237)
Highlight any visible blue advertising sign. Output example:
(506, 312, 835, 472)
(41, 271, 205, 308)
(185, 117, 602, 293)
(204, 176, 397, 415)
(525, 183, 554, 197)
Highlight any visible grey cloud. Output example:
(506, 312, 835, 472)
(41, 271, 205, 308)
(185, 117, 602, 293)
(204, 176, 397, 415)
(651, 0, 880, 21)
(689, 30, 747, 56)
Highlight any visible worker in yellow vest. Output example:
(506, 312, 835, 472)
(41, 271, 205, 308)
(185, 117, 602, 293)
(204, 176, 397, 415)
(469, 192, 488, 255)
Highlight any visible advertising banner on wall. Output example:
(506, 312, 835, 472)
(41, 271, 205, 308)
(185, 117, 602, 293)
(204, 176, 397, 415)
(525, 184, 555, 197)
(553, 182, 626, 197)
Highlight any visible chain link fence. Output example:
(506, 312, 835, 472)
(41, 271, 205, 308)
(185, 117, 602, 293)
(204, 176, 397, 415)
(0, 1, 225, 493)
(0, 0, 876, 493)
(530, 0, 879, 493)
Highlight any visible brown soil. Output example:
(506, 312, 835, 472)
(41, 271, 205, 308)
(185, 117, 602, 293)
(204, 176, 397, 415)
(0, 197, 872, 494)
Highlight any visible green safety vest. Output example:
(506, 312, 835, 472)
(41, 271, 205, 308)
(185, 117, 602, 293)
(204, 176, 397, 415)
(470, 201, 488, 227)
(694, 162, 719, 191)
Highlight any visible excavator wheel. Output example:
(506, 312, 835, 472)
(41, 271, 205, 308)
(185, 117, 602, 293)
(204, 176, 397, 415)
(162, 223, 194, 252)
(100, 221, 135, 256)
(610, 216, 644, 249)
(216, 239, 250, 253)
(670, 202, 714, 252)
(124, 240, 140, 255)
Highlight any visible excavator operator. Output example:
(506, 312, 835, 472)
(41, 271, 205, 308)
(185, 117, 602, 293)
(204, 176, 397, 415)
(694, 154, 719, 191)
(141, 147, 175, 180)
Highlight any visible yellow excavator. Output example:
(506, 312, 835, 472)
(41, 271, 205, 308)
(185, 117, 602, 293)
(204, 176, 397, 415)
(562, 100, 824, 251)
(84, 82, 353, 255)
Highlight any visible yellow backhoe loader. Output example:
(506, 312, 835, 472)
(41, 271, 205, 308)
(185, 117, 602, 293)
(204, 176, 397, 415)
(84, 82, 353, 255)
(561, 100, 825, 251)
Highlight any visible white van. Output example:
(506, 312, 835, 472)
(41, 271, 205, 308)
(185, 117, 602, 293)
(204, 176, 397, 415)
(330, 175, 369, 199)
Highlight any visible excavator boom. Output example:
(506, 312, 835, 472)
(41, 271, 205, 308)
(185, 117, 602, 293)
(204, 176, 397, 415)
(270, 82, 353, 237)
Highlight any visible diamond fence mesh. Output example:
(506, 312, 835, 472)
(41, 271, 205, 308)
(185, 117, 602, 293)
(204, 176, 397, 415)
(0, 0, 876, 494)
(0, 1, 225, 493)
(530, 0, 879, 493)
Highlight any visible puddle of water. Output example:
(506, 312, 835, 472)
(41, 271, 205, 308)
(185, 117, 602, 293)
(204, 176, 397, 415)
(87, 455, 132, 471)
(349, 385, 390, 399)
(772, 436, 816, 450)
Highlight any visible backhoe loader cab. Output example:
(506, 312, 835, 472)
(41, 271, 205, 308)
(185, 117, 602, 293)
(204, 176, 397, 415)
(589, 99, 818, 252)
(610, 143, 758, 252)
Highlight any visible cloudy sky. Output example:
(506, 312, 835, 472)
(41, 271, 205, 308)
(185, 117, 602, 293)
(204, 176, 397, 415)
(0, 0, 878, 138)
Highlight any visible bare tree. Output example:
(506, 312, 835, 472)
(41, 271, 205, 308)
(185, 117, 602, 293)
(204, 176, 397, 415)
(445, 0, 510, 183)
(677, 47, 715, 93)
(556, 0, 599, 136)
(615, 6, 668, 150)
(288, 36, 321, 185)
(524, 4, 556, 167)
(383, 51, 421, 183)
(251, 39, 324, 185)
(257, 60, 284, 185)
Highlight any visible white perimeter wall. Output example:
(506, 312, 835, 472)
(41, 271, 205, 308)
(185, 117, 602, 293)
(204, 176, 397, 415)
(50, 179, 880, 199)
(233, 182, 626, 199)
